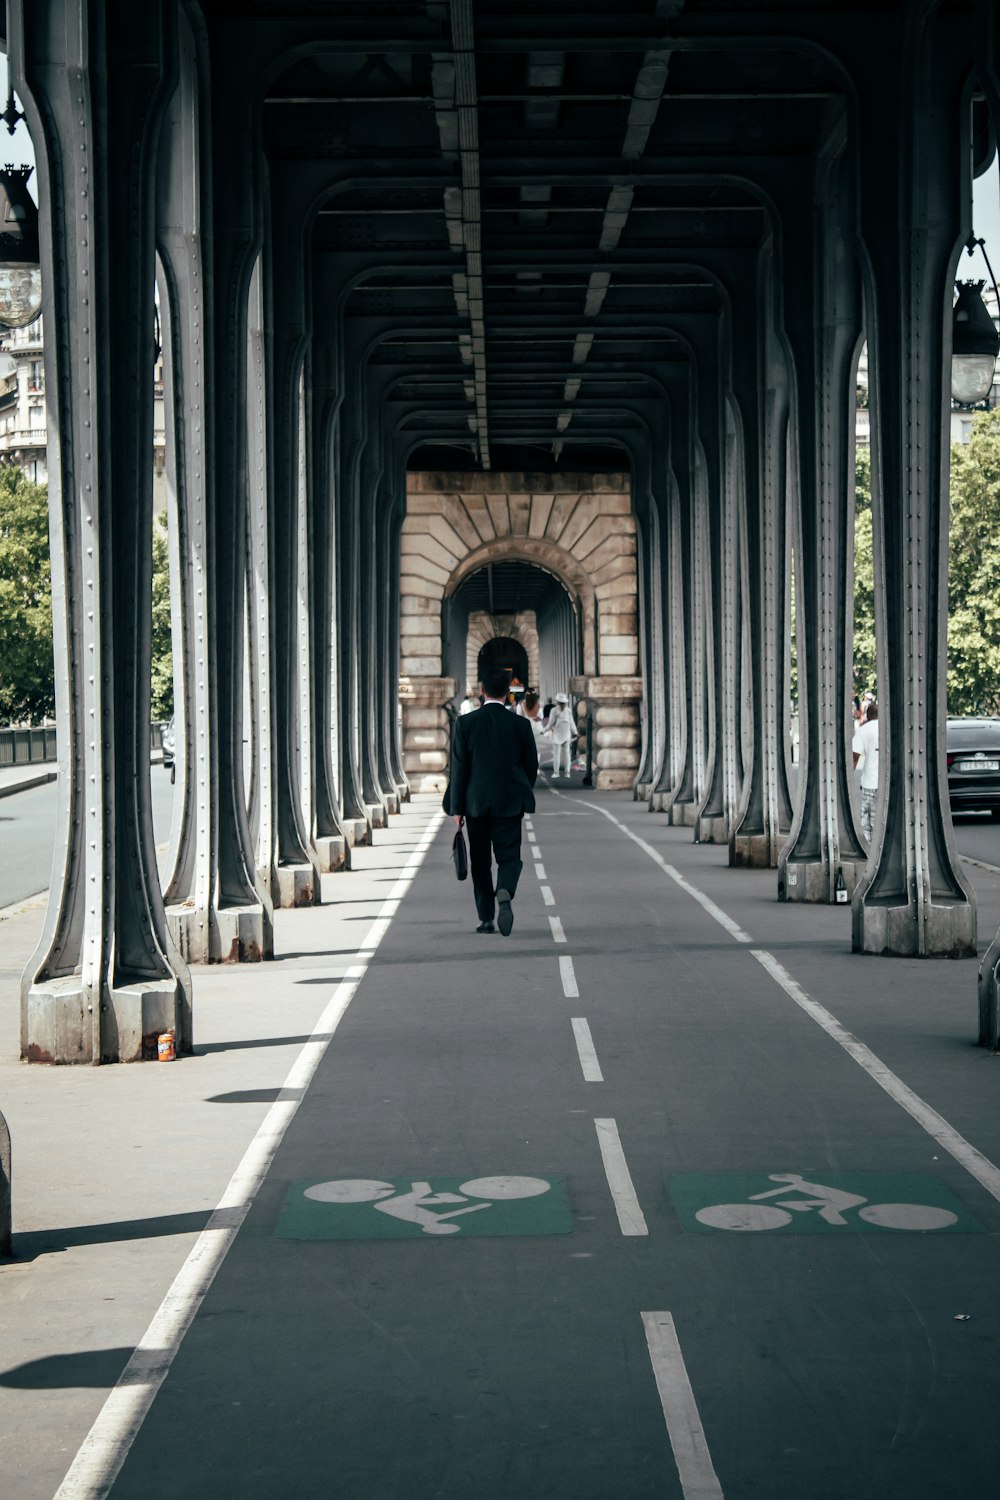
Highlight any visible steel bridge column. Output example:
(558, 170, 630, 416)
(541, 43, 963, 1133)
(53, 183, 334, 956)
(852, 21, 976, 956)
(156, 11, 220, 964)
(308, 331, 350, 874)
(266, 180, 321, 907)
(13, 0, 192, 1061)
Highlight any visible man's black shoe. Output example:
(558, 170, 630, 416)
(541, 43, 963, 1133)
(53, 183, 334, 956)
(476, 920, 495, 934)
(496, 889, 514, 937)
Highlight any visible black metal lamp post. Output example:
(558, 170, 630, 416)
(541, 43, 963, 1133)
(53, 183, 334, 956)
(0, 164, 40, 329)
(952, 237, 1000, 407)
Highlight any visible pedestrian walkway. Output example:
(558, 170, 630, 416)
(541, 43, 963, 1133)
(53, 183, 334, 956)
(2, 787, 1000, 1498)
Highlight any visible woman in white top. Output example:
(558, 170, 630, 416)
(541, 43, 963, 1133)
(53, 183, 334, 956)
(545, 693, 574, 779)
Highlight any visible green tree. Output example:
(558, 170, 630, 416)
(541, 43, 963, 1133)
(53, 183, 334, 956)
(150, 509, 173, 720)
(0, 463, 54, 721)
(947, 407, 1000, 715)
(852, 446, 876, 696)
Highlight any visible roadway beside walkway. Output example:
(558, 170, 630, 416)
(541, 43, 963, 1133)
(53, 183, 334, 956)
(2, 785, 1000, 1498)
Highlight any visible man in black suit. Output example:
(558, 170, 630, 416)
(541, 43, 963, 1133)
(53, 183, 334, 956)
(445, 665, 539, 936)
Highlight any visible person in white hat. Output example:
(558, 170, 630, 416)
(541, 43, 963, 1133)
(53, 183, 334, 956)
(544, 693, 574, 780)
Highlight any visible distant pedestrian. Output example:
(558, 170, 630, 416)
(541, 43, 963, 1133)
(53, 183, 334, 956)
(459, 690, 480, 716)
(444, 665, 538, 936)
(852, 700, 879, 842)
(545, 693, 574, 780)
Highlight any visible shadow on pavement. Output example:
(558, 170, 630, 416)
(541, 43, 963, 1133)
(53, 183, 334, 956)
(7, 1209, 214, 1260)
(204, 1087, 304, 1105)
(0, 1348, 134, 1388)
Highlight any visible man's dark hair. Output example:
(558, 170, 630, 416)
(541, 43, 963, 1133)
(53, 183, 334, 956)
(481, 667, 510, 700)
(866, 702, 877, 721)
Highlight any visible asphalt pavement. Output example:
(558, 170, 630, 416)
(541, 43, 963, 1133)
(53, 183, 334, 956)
(2, 780, 999, 1498)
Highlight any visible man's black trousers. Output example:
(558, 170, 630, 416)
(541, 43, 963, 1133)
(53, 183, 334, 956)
(464, 813, 523, 923)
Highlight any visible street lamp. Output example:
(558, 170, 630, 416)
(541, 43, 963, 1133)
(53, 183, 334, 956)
(0, 165, 40, 329)
(952, 237, 1000, 407)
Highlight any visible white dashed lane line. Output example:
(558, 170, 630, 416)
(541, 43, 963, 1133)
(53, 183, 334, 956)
(540, 885, 555, 906)
(594, 1117, 648, 1236)
(641, 1312, 725, 1500)
(549, 915, 567, 943)
(571, 1018, 604, 1082)
(559, 956, 579, 998)
(534, 862, 547, 878)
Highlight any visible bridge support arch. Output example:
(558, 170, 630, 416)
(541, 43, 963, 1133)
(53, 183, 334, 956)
(399, 473, 643, 792)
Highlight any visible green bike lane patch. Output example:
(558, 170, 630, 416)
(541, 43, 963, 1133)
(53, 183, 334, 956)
(277, 1173, 574, 1240)
(668, 1171, 984, 1233)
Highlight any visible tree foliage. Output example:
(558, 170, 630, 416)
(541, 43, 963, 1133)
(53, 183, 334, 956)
(853, 409, 1000, 715)
(150, 509, 173, 721)
(852, 447, 876, 697)
(0, 463, 54, 722)
(946, 408, 1000, 715)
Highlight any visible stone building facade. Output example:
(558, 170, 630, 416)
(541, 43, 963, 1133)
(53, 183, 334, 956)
(399, 472, 642, 793)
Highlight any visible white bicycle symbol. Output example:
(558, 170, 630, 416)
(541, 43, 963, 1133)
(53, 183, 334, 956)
(695, 1173, 958, 1232)
(304, 1175, 551, 1235)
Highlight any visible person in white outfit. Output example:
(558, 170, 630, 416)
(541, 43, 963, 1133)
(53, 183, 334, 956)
(852, 701, 879, 842)
(545, 693, 574, 779)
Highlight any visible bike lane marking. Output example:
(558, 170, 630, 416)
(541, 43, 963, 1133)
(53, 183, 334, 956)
(551, 787, 1000, 1215)
(50, 806, 447, 1500)
(641, 1312, 725, 1500)
(549, 915, 567, 943)
(559, 956, 579, 998)
(752, 949, 1000, 1207)
(571, 1018, 604, 1081)
(594, 1118, 648, 1235)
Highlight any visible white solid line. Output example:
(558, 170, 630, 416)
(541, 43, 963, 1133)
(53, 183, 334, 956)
(573, 797, 752, 943)
(642, 1312, 725, 1499)
(540, 885, 556, 906)
(534, 862, 547, 879)
(751, 948, 1000, 1206)
(52, 808, 446, 1500)
(549, 915, 567, 943)
(572, 1018, 604, 1081)
(560, 956, 580, 998)
(594, 1117, 648, 1235)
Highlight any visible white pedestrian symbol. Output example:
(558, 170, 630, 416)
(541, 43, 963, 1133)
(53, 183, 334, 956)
(304, 1175, 552, 1235)
(695, 1173, 958, 1232)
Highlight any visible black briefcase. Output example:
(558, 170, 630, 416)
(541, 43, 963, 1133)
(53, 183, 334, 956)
(452, 825, 468, 880)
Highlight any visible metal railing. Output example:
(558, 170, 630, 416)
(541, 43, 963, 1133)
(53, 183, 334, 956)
(0, 722, 165, 768)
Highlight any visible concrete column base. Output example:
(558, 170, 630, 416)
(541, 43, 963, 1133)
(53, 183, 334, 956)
(669, 798, 698, 827)
(635, 780, 653, 801)
(344, 818, 371, 847)
(276, 863, 318, 908)
(0, 1108, 9, 1257)
(853, 896, 976, 958)
(779, 857, 867, 904)
(315, 835, 349, 873)
(216, 904, 271, 963)
(695, 813, 730, 844)
(978, 936, 1000, 1047)
(385, 792, 401, 816)
(649, 789, 669, 812)
(166, 903, 211, 965)
(366, 802, 388, 829)
(730, 831, 779, 870)
(107, 979, 185, 1063)
(23, 978, 96, 1063)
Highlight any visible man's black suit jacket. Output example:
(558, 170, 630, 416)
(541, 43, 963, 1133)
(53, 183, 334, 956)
(444, 705, 539, 818)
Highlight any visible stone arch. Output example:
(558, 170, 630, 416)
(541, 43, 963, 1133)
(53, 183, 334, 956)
(399, 474, 641, 791)
(465, 611, 540, 696)
(445, 538, 596, 677)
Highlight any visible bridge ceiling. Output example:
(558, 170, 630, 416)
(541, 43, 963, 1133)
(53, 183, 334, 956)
(247, 0, 853, 469)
